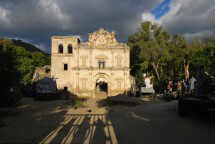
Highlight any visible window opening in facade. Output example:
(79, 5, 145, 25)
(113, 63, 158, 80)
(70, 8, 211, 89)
(68, 44, 73, 53)
(64, 64, 68, 71)
(98, 60, 105, 69)
(58, 44, 63, 53)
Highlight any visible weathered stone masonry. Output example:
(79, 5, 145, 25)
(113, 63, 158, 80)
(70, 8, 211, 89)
(51, 29, 131, 98)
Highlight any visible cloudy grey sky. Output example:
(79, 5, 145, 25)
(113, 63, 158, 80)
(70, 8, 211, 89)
(0, 0, 215, 52)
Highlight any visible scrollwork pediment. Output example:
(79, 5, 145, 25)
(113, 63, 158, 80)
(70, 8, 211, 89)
(88, 28, 118, 47)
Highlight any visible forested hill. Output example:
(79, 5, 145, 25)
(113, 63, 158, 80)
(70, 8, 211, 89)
(0, 38, 50, 85)
(11, 39, 44, 53)
(0, 38, 46, 54)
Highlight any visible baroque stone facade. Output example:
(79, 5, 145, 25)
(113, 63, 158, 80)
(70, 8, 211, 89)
(51, 29, 131, 98)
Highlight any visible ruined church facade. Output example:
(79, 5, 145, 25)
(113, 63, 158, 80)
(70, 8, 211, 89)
(51, 29, 131, 98)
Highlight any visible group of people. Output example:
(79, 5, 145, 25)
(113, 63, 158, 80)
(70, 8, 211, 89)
(139, 70, 204, 99)
(166, 75, 197, 98)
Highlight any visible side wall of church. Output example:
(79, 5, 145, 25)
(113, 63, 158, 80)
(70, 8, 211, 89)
(51, 37, 78, 92)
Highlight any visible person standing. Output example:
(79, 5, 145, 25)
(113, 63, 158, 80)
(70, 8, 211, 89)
(167, 80, 173, 94)
(189, 76, 197, 94)
(177, 81, 182, 98)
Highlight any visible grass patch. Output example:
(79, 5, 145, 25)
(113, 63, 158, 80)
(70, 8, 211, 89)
(73, 99, 86, 108)
(64, 98, 86, 108)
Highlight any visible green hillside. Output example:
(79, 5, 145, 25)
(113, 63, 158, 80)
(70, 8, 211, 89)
(0, 38, 50, 84)
(11, 39, 44, 53)
(0, 38, 45, 53)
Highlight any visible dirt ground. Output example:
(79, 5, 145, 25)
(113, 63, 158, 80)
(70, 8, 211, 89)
(0, 97, 215, 144)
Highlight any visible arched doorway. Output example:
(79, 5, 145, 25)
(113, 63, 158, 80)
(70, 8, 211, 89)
(96, 81, 108, 93)
(95, 77, 108, 98)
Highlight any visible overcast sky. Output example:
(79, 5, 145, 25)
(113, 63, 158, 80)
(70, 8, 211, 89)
(0, 0, 215, 52)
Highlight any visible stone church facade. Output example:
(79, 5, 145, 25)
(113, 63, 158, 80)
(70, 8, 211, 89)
(51, 29, 131, 98)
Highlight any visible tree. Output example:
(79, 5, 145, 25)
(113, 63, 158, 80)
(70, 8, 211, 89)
(0, 38, 50, 106)
(128, 22, 215, 94)
(0, 38, 50, 85)
(0, 45, 21, 106)
(191, 39, 215, 75)
(128, 21, 171, 81)
(167, 35, 187, 80)
(32, 52, 50, 67)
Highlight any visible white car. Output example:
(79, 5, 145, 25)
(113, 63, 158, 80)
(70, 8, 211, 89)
(141, 87, 155, 94)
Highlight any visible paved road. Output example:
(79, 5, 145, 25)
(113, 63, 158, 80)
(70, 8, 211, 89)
(39, 100, 215, 144)
(109, 101, 215, 144)
(39, 114, 118, 144)
(1, 98, 215, 144)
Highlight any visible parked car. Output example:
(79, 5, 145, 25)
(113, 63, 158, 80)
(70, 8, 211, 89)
(34, 77, 58, 100)
(178, 74, 215, 116)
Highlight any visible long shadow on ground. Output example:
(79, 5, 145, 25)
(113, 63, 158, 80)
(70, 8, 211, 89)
(0, 97, 68, 143)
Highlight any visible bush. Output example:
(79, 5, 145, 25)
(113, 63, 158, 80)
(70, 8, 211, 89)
(0, 87, 23, 107)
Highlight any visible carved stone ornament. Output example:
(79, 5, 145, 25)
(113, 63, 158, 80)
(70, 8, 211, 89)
(88, 28, 118, 47)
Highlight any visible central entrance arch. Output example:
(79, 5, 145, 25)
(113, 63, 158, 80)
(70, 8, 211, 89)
(96, 79, 108, 93)
(94, 73, 110, 98)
